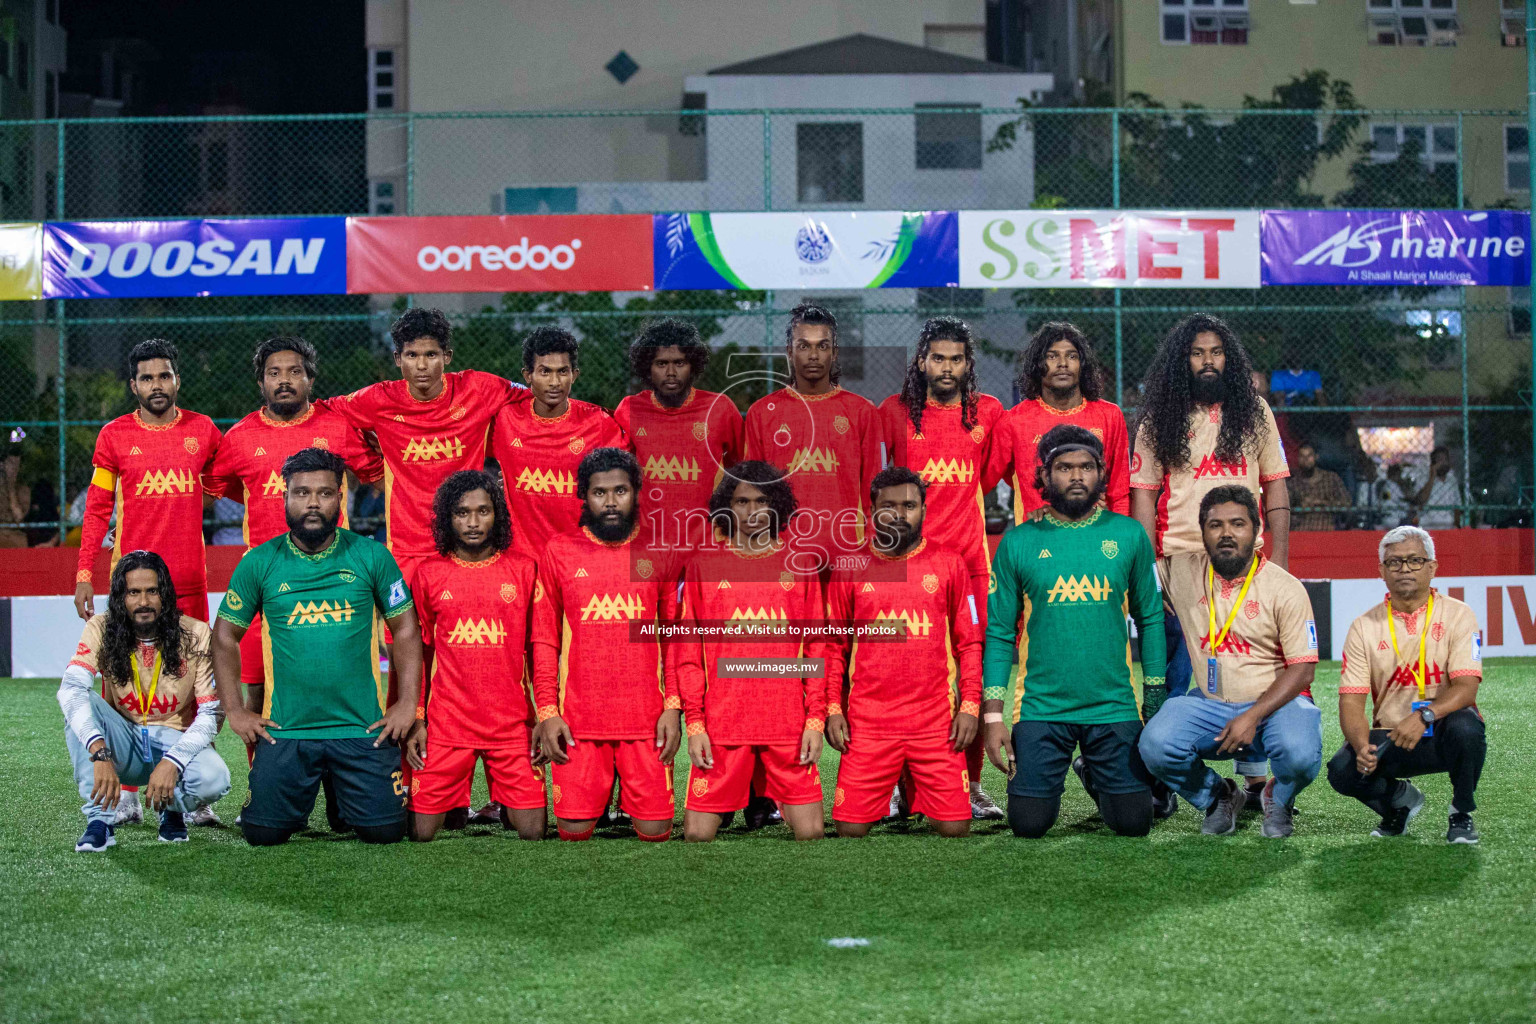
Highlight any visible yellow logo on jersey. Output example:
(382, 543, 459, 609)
(446, 617, 506, 645)
(919, 458, 975, 485)
(861, 582, 875, 593)
(400, 435, 466, 462)
(642, 455, 701, 482)
(1046, 575, 1115, 604)
(261, 470, 285, 497)
(1039, 549, 1051, 559)
(833, 415, 850, 435)
(254, 446, 266, 456)
(874, 609, 933, 638)
(580, 593, 647, 621)
(134, 469, 196, 497)
(439, 589, 453, 601)
(515, 466, 576, 495)
(691, 422, 707, 441)
(574, 568, 588, 578)
(511, 438, 524, 448)
(286, 599, 356, 625)
(728, 606, 789, 621)
(129, 446, 143, 456)
(717, 579, 731, 589)
(787, 447, 839, 473)
(1101, 539, 1119, 559)
(279, 582, 291, 593)
(635, 427, 647, 437)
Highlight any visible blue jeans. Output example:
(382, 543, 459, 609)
(1138, 693, 1322, 811)
(1164, 612, 1268, 777)
(64, 691, 231, 824)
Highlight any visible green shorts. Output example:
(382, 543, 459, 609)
(243, 736, 408, 830)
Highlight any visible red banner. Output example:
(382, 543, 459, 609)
(345, 215, 653, 293)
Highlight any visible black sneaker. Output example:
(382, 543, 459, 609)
(158, 810, 188, 843)
(1241, 780, 1268, 815)
(443, 806, 471, 831)
(75, 820, 115, 853)
(1447, 812, 1480, 845)
(467, 801, 502, 826)
(1071, 755, 1100, 808)
(1370, 782, 1425, 838)
(743, 794, 778, 831)
(1151, 780, 1178, 820)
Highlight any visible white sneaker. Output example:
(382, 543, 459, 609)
(112, 791, 143, 826)
(189, 805, 222, 827)
(970, 789, 1006, 820)
(882, 784, 910, 822)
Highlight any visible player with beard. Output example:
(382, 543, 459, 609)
(1132, 314, 1290, 811)
(821, 467, 982, 838)
(74, 339, 222, 827)
(982, 426, 1165, 838)
(987, 322, 1129, 522)
(1138, 486, 1322, 838)
(214, 448, 423, 846)
(614, 318, 743, 551)
(878, 315, 1005, 820)
(530, 448, 683, 842)
(677, 462, 826, 842)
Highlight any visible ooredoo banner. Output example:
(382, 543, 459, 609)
(958, 210, 1261, 288)
(345, 215, 653, 293)
(43, 218, 346, 298)
(1261, 209, 1532, 286)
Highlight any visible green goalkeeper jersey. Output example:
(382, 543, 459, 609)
(984, 508, 1165, 724)
(217, 528, 413, 739)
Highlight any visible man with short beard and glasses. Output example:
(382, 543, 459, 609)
(1139, 485, 1322, 838)
(213, 447, 423, 846)
(982, 425, 1165, 839)
(530, 448, 684, 842)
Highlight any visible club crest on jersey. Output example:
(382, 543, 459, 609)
(691, 777, 709, 797)
(635, 558, 654, 580)
(1244, 599, 1260, 620)
(1431, 622, 1444, 642)
(970, 426, 985, 443)
(779, 571, 795, 592)
(833, 415, 850, 435)
(450, 405, 467, 421)
(580, 593, 647, 620)
(339, 570, 357, 583)
(501, 583, 516, 603)
(568, 437, 586, 456)
(135, 469, 196, 497)
(225, 591, 244, 611)
(401, 435, 466, 462)
(1130, 452, 1142, 473)
(286, 599, 355, 626)
(311, 437, 329, 450)
(183, 437, 199, 455)
(552, 784, 562, 804)
(922, 573, 940, 594)
(389, 579, 407, 606)
(691, 421, 707, 441)
(1101, 539, 1119, 559)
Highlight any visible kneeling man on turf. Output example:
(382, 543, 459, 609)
(822, 467, 981, 837)
(983, 426, 1166, 838)
(214, 448, 423, 845)
(1138, 485, 1322, 837)
(407, 471, 545, 841)
(1327, 525, 1485, 844)
(60, 550, 231, 851)
(679, 462, 826, 842)
(531, 448, 683, 841)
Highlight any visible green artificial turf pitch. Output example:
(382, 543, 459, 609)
(3, 667, 1534, 1024)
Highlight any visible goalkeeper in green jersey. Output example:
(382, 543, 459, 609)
(982, 424, 1167, 838)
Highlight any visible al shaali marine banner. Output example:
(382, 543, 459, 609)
(1261, 210, 1531, 287)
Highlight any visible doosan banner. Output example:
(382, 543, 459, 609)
(43, 218, 346, 298)
(346, 215, 653, 293)
(653, 211, 958, 290)
(958, 210, 1261, 288)
(1261, 210, 1532, 286)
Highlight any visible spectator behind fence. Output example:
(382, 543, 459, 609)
(1270, 366, 1324, 407)
(1411, 447, 1460, 529)
(1289, 443, 1351, 531)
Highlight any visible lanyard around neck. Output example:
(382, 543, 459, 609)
(1207, 556, 1259, 655)
(1385, 591, 1435, 699)
(129, 646, 164, 726)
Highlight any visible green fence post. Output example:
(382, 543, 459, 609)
(762, 110, 772, 211)
(1457, 113, 1470, 522)
(54, 119, 66, 543)
(1111, 109, 1123, 405)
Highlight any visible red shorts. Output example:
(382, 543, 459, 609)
(550, 739, 675, 822)
(239, 613, 267, 686)
(833, 733, 970, 824)
(178, 589, 209, 623)
(410, 744, 546, 815)
(685, 743, 823, 814)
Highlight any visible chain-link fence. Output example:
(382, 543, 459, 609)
(0, 106, 1526, 541)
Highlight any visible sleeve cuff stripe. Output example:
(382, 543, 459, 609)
(1129, 482, 1162, 491)
(1284, 654, 1320, 665)
(163, 754, 187, 772)
(1260, 472, 1290, 483)
(1338, 686, 1371, 694)
(216, 610, 252, 629)
(1449, 670, 1482, 679)
(67, 659, 95, 673)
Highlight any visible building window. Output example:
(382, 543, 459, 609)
(372, 179, 396, 215)
(1368, 0, 1458, 45)
(679, 91, 706, 137)
(369, 49, 396, 111)
(1504, 0, 1527, 46)
(797, 123, 863, 204)
(1370, 122, 1457, 171)
(923, 24, 987, 60)
(1162, 0, 1248, 45)
(1507, 125, 1529, 191)
(915, 103, 982, 170)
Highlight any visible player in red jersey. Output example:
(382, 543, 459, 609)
(613, 318, 744, 552)
(406, 471, 544, 841)
(677, 461, 825, 842)
(743, 304, 881, 575)
(985, 322, 1130, 522)
(530, 448, 682, 842)
(821, 467, 983, 838)
(490, 326, 628, 564)
(879, 315, 1005, 820)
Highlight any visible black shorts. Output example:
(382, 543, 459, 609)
(1009, 720, 1150, 799)
(242, 737, 408, 830)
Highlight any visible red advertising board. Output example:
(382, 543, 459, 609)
(345, 215, 653, 293)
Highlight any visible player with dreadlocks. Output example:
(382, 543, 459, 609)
(878, 315, 1005, 820)
(1131, 313, 1291, 815)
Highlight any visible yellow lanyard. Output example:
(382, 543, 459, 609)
(1385, 592, 1435, 699)
(1206, 556, 1260, 655)
(129, 646, 164, 726)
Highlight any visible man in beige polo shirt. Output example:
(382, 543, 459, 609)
(1138, 484, 1322, 838)
(1326, 525, 1485, 844)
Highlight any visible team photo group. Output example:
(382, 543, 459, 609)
(58, 303, 1488, 851)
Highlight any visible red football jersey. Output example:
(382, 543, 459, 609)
(334, 370, 524, 561)
(489, 398, 629, 564)
(203, 399, 384, 547)
(676, 543, 825, 745)
(878, 393, 1004, 591)
(742, 386, 881, 563)
(531, 526, 684, 741)
(613, 388, 743, 550)
(985, 398, 1131, 521)
(77, 409, 222, 596)
(817, 538, 983, 740)
(411, 550, 538, 749)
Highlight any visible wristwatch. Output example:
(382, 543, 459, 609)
(89, 746, 114, 763)
(1417, 706, 1437, 726)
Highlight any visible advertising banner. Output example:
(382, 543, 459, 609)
(1328, 576, 1536, 660)
(653, 211, 958, 290)
(1261, 210, 1531, 287)
(0, 223, 41, 300)
(958, 210, 1261, 289)
(43, 218, 346, 298)
(346, 214, 653, 293)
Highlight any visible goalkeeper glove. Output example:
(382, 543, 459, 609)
(1140, 680, 1168, 724)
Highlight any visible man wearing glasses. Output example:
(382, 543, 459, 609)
(1326, 526, 1486, 844)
